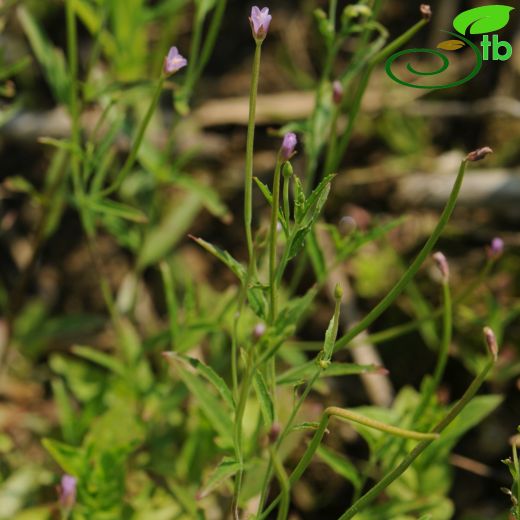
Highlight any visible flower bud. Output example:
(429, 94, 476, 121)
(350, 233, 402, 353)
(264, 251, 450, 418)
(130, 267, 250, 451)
(282, 161, 293, 179)
(332, 80, 343, 105)
(253, 323, 266, 341)
(339, 216, 357, 235)
(466, 147, 493, 162)
(268, 422, 281, 444)
(58, 474, 77, 509)
(334, 283, 343, 301)
(420, 4, 432, 21)
(483, 326, 499, 360)
(250, 6, 272, 41)
(163, 47, 187, 76)
(433, 252, 449, 281)
(487, 237, 504, 259)
(280, 132, 297, 162)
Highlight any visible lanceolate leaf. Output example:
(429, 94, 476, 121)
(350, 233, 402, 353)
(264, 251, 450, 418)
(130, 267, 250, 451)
(198, 458, 242, 498)
(182, 354, 235, 411)
(253, 371, 274, 427)
(453, 5, 514, 35)
(190, 236, 246, 281)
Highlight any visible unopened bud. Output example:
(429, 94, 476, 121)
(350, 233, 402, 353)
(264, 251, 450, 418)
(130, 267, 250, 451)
(420, 4, 432, 21)
(282, 162, 293, 179)
(433, 252, 449, 281)
(487, 237, 504, 259)
(466, 147, 493, 162)
(339, 216, 357, 235)
(253, 323, 266, 340)
(332, 80, 343, 105)
(483, 326, 499, 360)
(268, 423, 282, 444)
(58, 475, 77, 509)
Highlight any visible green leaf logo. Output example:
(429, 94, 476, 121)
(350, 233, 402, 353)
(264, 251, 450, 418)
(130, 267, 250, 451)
(453, 5, 514, 35)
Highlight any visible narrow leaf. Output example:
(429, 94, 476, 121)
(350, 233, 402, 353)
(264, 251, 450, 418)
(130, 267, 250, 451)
(190, 236, 246, 281)
(253, 371, 274, 427)
(198, 458, 242, 498)
(316, 445, 362, 491)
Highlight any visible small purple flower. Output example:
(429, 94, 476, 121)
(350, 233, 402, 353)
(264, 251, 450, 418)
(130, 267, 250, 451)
(59, 474, 77, 509)
(280, 132, 297, 161)
(332, 80, 343, 105)
(250, 6, 272, 40)
(163, 47, 187, 76)
(488, 237, 504, 258)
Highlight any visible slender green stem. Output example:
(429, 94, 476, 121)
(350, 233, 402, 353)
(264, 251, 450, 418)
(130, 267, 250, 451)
(175, 0, 227, 111)
(259, 407, 438, 519)
(384, 278, 452, 472)
(329, 17, 429, 173)
(101, 75, 165, 196)
(257, 288, 342, 516)
(327, 407, 439, 441)
(244, 42, 262, 264)
(366, 259, 494, 345)
(269, 446, 290, 520)
(328, 0, 338, 23)
(339, 355, 496, 519)
(232, 349, 253, 517)
(66, 0, 82, 200)
(334, 159, 468, 353)
(269, 157, 283, 323)
(283, 170, 291, 225)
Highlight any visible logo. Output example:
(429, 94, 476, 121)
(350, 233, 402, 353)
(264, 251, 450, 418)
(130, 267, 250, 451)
(386, 5, 514, 89)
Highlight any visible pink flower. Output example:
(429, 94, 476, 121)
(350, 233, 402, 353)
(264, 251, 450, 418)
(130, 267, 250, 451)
(280, 132, 297, 161)
(488, 237, 504, 259)
(250, 6, 272, 40)
(163, 47, 187, 76)
(59, 474, 77, 509)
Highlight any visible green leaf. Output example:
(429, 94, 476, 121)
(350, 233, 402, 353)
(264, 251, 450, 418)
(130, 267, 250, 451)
(84, 198, 149, 224)
(176, 175, 232, 223)
(253, 177, 288, 234)
(453, 5, 514, 35)
(17, 6, 70, 103)
(168, 358, 234, 446)
(191, 236, 246, 281)
(138, 191, 203, 268)
(178, 354, 235, 411)
(286, 176, 333, 261)
(198, 458, 242, 498)
(253, 371, 274, 427)
(41, 438, 84, 476)
(72, 345, 125, 375)
(421, 395, 503, 466)
(51, 379, 79, 444)
(277, 360, 380, 386)
(316, 445, 362, 491)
